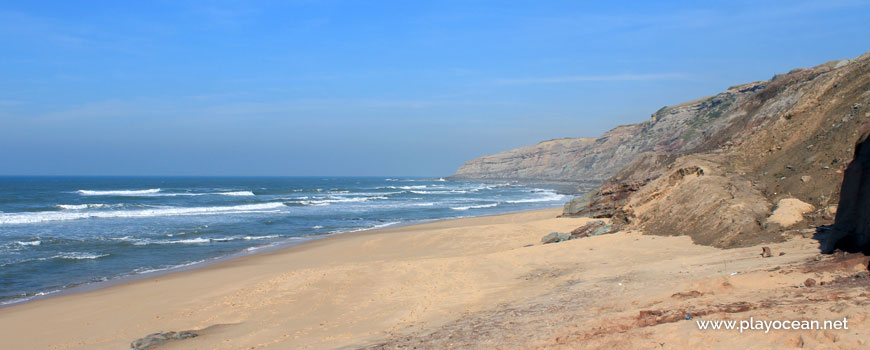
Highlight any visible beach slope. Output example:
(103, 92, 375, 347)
(0, 208, 867, 349)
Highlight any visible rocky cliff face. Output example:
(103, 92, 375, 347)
(823, 125, 870, 254)
(565, 52, 870, 248)
(453, 51, 870, 249)
(452, 78, 772, 184)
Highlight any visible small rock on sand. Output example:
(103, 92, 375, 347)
(541, 232, 572, 244)
(761, 246, 772, 258)
(131, 331, 197, 350)
(804, 278, 817, 287)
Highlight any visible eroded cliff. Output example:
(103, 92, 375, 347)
(566, 52, 870, 248)
(452, 77, 771, 184)
(453, 51, 870, 249)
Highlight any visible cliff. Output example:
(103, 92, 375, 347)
(452, 79, 771, 183)
(566, 51, 870, 248)
(453, 51, 870, 249)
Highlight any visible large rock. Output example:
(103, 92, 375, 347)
(562, 152, 677, 218)
(625, 156, 773, 247)
(823, 127, 870, 254)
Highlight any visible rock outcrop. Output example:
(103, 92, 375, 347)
(823, 126, 870, 254)
(452, 86, 771, 183)
(453, 51, 870, 249)
(623, 155, 773, 247)
(562, 52, 870, 248)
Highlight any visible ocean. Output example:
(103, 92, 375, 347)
(0, 176, 569, 305)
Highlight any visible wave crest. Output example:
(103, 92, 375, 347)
(77, 189, 161, 196)
(0, 202, 287, 225)
(451, 203, 499, 211)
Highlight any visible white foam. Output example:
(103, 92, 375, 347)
(336, 221, 402, 233)
(409, 190, 451, 194)
(244, 235, 280, 240)
(505, 192, 567, 203)
(138, 237, 211, 245)
(312, 225, 323, 229)
(15, 240, 41, 246)
(0, 289, 63, 306)
(301, 196, 387, 206)
(0, 202, 287, 225)
(77, 189, 256, 197)
(56, 203, 121, 210)
(377, 185, 428, 190)
(52, 252, 109, 260)
(132, 259, 209, 275)
(77, 189, 161, 196)
(451, 203, 499, 211)
(216, 191, 255, 196)
(137, 234, 283, 245)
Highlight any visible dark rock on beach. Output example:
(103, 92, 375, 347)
(541, 232, 572, 244)
(130, 330, 197, 350)
(569, 221, 613, 239)
(822, 126, 870, 254)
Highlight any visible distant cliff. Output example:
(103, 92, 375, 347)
(452, 80, 769, 183)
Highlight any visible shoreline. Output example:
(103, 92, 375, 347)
(2, 206, 865, 349)
(0, 206, 563, 309)
(0, 207, 591, 349)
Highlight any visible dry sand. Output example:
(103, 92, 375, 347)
(0, 208, 867, 349)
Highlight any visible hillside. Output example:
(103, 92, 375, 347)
(455, 51, 870, 249)
(452, 79, 775, 184)
(569, 52, 870, 248)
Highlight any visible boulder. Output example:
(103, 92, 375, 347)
(541, 232, 572, 244)
(823, 127, 870, 254)
(569, 221, 613, 238)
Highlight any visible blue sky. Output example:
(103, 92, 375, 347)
(1, 0, 868, 176)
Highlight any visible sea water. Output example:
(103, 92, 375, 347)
(0, 176, 569, 305)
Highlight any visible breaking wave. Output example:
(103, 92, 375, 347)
(0, 202, 286, 225)
(451, 203, 499, 211)
(77, 189, 161, 196)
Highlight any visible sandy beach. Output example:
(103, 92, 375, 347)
(0, 208, 867, 349)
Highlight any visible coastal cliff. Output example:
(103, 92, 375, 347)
(452, 80, 772, 184)
(454, 51, 870, 249)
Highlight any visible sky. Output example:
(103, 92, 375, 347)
(1, 0, 869, 176)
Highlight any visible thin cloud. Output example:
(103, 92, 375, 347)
(497, 73, 688, 85)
